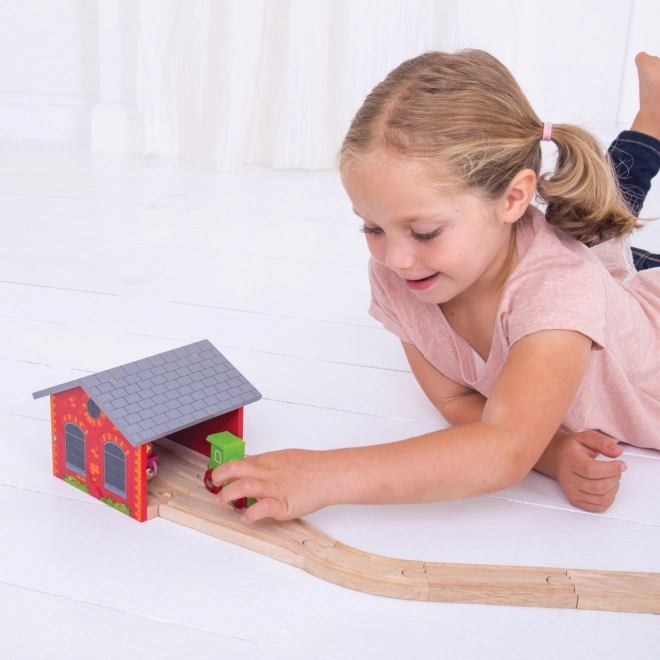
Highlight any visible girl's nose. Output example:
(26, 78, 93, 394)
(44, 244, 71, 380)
(385, 240, 416, 272)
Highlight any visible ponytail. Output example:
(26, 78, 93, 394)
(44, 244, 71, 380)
(537, 124, 641, 244)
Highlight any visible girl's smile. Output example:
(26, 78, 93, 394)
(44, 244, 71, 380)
(404, 272, 441, 290)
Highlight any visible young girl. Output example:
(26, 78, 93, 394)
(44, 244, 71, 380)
(211, 50, 660, 523)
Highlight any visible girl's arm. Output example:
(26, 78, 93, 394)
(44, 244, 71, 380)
(399, 339, 487, 426)
(402, 339, 626, 512)
(212, 329, 593, 522)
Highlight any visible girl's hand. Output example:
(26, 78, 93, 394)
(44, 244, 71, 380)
(209, 449, 338, 523)
(554, 430, 627, 513)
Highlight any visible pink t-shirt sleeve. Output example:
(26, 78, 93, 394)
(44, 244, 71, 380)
(367, 258, 413, 343)
(503, 252, 607, 350)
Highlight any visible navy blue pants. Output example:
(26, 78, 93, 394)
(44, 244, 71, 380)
(608, 130, 660, 271)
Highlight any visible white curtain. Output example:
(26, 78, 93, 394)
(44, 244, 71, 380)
(137, 0, 650, 173)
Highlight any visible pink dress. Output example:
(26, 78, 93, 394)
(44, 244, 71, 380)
(368, 206, 660, 450)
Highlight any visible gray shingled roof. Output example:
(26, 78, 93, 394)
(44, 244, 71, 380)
(32, 340, 262, 447)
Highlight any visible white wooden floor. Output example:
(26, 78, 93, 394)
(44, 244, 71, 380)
(1, 139, 659, 660)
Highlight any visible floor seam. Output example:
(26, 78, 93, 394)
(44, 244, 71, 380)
(484, 494, 660, 527)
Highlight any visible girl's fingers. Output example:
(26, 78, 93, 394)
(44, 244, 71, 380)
(239, 497, 282, 524)
(575, 474, 622, 498)
(215, 477, 265, 506)
(569, 457, 626, 481)
(573, 482, 620, 512)
(574, 430, 623, 458)
(210, 458, 259, 487)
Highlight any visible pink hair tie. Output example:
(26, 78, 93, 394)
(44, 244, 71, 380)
(542, 122, 553, 141)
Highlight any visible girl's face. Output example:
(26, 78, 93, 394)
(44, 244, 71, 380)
(342, 159, 520, 306)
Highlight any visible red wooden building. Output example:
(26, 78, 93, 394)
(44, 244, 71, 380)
(32, 340, 262, 522)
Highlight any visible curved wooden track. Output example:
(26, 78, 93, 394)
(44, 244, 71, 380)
(148, 437, 660, 614)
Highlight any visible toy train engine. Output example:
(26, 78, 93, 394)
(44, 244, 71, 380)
(203, 431, 256, 511)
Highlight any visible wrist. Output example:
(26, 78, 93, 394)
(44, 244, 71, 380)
(304, 448, 346, 509)
(326, 443, 402, 506)
(311, 447, 371, 508)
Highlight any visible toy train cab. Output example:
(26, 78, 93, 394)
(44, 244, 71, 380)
(204, 431, 256, 511)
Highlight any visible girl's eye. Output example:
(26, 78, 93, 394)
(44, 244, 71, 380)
(359, 225, 442, 242)
(412, 229, 442, 243)
(359, 225, 383, 236)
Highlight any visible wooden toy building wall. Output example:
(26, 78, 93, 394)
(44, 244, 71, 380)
(51, 387, 148, 522)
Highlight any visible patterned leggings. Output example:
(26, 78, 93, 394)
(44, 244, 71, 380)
(609, 130, 660, 271)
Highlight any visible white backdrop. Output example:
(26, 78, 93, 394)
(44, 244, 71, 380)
(137, 0, 659, 172)
(1, 0, 658, 170)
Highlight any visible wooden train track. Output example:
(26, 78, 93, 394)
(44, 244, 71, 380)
(148, 437, 660, 613)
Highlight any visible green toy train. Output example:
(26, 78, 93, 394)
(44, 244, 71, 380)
(203, 431, 256, 511)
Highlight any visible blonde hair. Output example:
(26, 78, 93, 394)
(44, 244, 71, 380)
(339, 49, 640, 244)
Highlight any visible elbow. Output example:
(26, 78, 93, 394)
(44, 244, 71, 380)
(435, 400, 464, 428)
(496, 462, 529, 491)
(470, 457, 527, 498)
(485, 428, 537, 493)
(508, 447, 540, 489)
(482, 463, 525, 495)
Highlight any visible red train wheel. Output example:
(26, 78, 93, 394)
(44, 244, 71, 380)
(232, 497, 248, 510)
(204, 469, 222, 494)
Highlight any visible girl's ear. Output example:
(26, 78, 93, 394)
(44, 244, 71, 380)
(501, 169, 537, 224)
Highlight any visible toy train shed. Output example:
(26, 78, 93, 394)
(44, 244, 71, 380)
(32, 340, 261, 521)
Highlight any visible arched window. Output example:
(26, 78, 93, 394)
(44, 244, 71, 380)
(64, 422, 86, 477)
(104, 442, 126, 498)
(86, 398, 101, 419)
